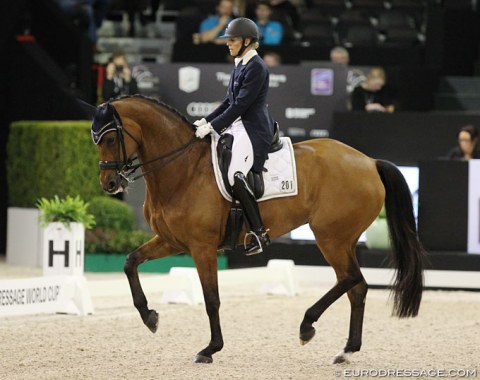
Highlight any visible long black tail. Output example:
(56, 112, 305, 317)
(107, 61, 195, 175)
(376, 159, 426, 318)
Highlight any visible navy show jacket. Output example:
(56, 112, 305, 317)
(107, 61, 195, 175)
(206, 53, 275, 172)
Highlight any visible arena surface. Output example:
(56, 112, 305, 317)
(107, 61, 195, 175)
(1, 262, 479, 380)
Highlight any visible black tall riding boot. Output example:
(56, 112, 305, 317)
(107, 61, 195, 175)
(233, 172, 270, 255)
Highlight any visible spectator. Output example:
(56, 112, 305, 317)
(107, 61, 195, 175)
(263, 51, 282, 67)
(330, 46, 349, 65)
(102, 51, 138, 101)
(447, 125, 480, 160)
(255, 1, 283, 45)
(55, 0, 112, 50)
(194, 0, 234, 44)
(329, 46, 367, 110)
(351, 67, 395, 113)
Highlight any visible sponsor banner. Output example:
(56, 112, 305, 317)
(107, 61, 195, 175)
(132, 63, 348, 139)
(468, 160, 480, 254)
(0, 276, 94, 317)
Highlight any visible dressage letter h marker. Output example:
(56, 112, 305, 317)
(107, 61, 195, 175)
(48, 240, 69, 267)
(42, 222, 85, 276)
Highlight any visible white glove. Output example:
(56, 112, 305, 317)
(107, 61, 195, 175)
(193, 118, 207, 127)
(195, 122, 214, 139)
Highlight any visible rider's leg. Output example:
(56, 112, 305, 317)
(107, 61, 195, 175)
(226, 120, 270, 255)
(232, 171, 270, 255)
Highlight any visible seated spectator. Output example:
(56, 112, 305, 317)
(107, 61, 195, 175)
(330, 46, 350, 65)
(263, 51, 282, 67)
(55, 0, 112, 49)
(351, 67, 395, 113)
(255, 1, 283, 45)
(195, 0, 234, 44)
(447, 124, 480, 160)
(102, 51, 138, 101)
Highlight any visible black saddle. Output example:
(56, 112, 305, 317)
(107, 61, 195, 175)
(216, 122, 283, 199)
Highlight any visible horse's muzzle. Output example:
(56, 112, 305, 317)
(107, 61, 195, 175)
(102, 173, 128, 194)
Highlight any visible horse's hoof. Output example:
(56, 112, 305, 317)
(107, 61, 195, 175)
(332, 351, 351, 364)
(192, 354, 213, 364)
(299, 326, 316, 345)
(145, 310, 159, 333)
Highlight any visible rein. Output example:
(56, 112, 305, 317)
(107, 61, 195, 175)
(97, 107, 201, 183)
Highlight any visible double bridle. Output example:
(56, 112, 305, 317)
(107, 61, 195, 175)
(94, 108, 200, 183)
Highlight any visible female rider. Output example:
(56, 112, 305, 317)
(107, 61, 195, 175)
(194, 17, 275, 255)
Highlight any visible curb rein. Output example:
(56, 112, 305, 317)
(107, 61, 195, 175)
(98, 113, 200, 183)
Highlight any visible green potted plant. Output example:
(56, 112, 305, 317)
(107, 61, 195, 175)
(37, 195, 95, 276)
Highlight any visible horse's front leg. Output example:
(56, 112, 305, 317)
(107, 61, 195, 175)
(190, 245, 223, 364)
(124, 236, 179, 333)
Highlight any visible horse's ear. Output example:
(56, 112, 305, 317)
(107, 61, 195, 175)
(76, 98, 97, 119)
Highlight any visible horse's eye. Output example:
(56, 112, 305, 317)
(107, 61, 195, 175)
(107, 136, 115, 145)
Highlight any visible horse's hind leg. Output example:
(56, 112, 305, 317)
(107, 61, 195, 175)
(299, 240, 365, 361)
(124, 236, 178, 332)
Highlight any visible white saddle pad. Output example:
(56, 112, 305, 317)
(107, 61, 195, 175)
(211, 134, 298, 202)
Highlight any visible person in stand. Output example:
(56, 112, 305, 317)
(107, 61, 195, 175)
(263, 51, 282, 67)
(193, 18, 275, 255)
(330, 46, 350, 65)
(102, 51, 138, 101)
(255, 0, 283, 45)
(447, 124, 480, 160)
(351, 67, 395, 113)
(194, 0, 234, 44)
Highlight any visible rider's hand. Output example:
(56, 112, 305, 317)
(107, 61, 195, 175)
(193, 118, 207, 127)
(195, 122, 213, 139)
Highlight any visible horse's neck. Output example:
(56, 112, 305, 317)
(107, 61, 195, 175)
(141, 143, 210, 206)
(137, 109, 209, 204)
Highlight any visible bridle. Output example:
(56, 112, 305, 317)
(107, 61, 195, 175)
(92, 105, 200, 183)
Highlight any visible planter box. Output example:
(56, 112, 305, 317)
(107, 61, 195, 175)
(6, 207, 43, 267)
(84, 254, 228, 273)
(42, 222, 85, 276)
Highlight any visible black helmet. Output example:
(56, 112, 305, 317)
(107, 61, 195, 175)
(221, 18, 259, 40)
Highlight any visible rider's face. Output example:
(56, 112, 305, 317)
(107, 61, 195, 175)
(226, 37, 250, 57)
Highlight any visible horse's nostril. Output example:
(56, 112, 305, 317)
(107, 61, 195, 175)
(108, 180, 117, 191)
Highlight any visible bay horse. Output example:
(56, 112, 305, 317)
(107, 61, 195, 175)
(91, 95, 425, 364)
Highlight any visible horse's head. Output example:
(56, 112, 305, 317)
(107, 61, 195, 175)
(91, 102, 141, 194)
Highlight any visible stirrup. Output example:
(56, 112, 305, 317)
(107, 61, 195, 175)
(243, 229, 270, 256)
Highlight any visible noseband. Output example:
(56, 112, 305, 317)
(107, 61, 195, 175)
(93, 105, 199, 183)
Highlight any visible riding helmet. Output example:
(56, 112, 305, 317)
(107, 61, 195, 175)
(221, 18, 259, 41)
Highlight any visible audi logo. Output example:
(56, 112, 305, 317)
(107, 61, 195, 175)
(186, 102, 220, 117)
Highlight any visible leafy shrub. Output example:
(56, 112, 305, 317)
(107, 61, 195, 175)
(87, 196, 135, 232)
(37, 195, 95, 229)
(7, 120, 103, 207)
(84, 195, 152, 253)
(85, 228, 153, 254)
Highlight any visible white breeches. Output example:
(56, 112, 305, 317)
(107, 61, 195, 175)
(225, 118, 254, 186)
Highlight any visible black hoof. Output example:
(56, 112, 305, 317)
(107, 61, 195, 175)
(333, 355, 346, 364)
(333, 351, 351, 364)
(299, 326, 316, 345)
(193, 354, 213, 364)
(145, 310, 159, 333)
